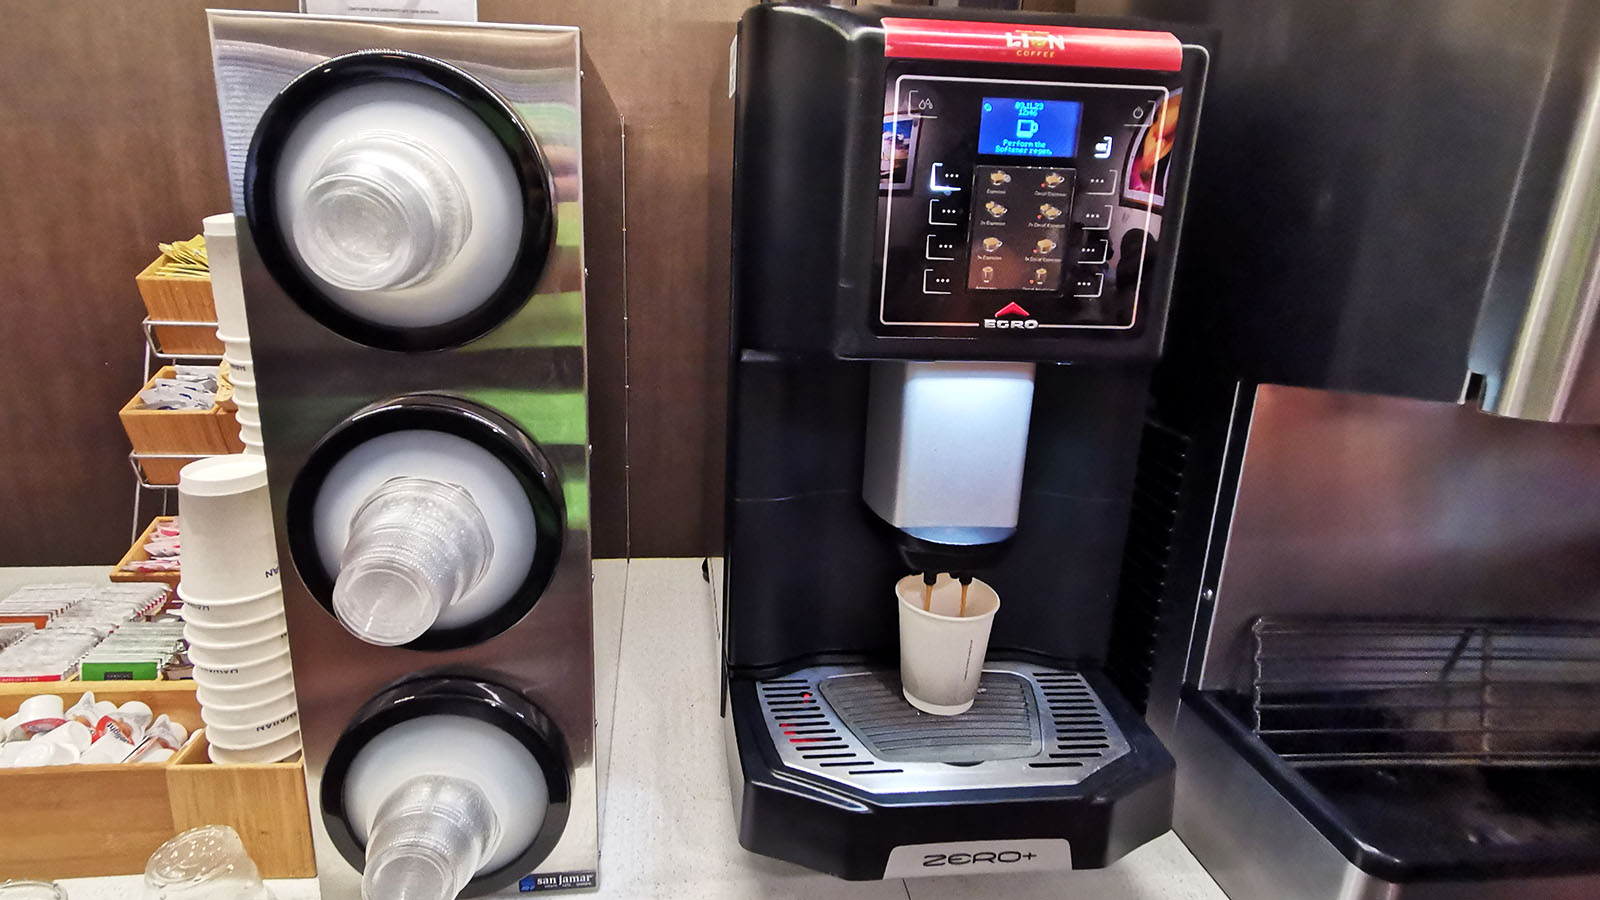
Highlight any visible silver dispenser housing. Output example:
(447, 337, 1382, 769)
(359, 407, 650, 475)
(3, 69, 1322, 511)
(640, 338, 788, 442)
(208, 12, 598, 897)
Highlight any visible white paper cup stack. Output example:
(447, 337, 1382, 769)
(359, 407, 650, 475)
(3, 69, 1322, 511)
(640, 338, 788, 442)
(203, 213, 263, 456)
(178, 454, 300, 764)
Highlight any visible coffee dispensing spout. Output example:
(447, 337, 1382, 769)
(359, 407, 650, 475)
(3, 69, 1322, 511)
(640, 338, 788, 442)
(863, 360, 1035, 575)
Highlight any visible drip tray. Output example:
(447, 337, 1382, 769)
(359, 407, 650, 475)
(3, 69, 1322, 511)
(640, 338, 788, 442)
(757, 663, 1130, 794)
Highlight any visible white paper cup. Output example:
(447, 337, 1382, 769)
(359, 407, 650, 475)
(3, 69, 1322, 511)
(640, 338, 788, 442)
(236, 409, 261, 431)
(204, 708, 300, 749)
(191, 649, 292, 688)
(241, 432, 265, 456)
(183, 608, 287, 646)
(179, 584, 284, 626)
(896, 573, 1001, 716)
(197, 671, 295, 709)
(224, 354, 254, 382)
(184, 626, 290, 659)
(230, 371, 257, 391)
(232, 381, 257, 406)
(178, 455, 278, 598)
(187, 641, 287, 672)
(204, 214, 250, 340)
(200, 689, 297, 729)
(208, 730, 301, 764)
(219, 334, 252, 361)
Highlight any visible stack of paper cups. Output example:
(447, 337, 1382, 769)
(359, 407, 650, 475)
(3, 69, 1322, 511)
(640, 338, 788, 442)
(203, 213, 262, 456)
(178, 454, 300, 764)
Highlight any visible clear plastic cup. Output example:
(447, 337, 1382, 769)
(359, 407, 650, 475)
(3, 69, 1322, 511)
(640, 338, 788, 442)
(0, 881, 67, 900)
(142, 825, 271, 900)
(332, 477, 493, 646)
(896, 573, 1001, 716)
(293, 131, 472, 293)
(362, 775, 500, 900)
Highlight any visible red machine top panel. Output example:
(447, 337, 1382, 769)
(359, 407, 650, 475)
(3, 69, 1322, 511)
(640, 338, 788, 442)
(881, 18, 1183, 72)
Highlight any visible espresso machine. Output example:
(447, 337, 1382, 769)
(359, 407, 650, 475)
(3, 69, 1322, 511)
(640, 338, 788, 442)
(722, 4, 1207, 879)
(209, 12, 598, 898)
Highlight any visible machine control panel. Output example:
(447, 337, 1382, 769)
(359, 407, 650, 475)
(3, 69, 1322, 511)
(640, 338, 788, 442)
(877, 72, 1178, 337)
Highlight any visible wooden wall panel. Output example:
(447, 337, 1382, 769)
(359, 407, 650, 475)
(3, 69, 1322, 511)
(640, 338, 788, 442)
(0, 1, 292, 566)
(0, 0, 744, 564)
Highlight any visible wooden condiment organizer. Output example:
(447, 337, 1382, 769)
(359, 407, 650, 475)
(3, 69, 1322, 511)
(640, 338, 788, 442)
(0, 680, 314, 879)
(110, 515, 181, 588)
(135, 253, 224, 356)
(119, 366, 243, 486)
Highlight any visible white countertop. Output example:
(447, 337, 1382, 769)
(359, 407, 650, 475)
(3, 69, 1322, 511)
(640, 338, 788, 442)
(17, 559, 1226, 900)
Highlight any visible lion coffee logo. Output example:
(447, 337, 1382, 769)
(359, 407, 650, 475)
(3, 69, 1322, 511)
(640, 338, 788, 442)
(1004, 30, 1068, 59)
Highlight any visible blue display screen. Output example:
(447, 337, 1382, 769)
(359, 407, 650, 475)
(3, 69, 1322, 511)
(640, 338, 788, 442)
(977, 97, 1081, 158)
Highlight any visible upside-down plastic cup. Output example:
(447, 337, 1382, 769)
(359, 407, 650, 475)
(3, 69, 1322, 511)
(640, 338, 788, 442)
(331, 477, 493, 646)
(178, 455, 278, 598)
(141, 824, 271, 900)
(362, 775, 501, 900)
(896, 573, 1001, 716)
(293, 132, 473, 293)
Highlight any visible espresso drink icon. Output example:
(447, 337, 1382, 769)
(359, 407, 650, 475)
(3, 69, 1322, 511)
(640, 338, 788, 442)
(1031, 267, 1049, 284)
(981, 237, 1003, 252)
(989, 170, 1012, 185)
(1038, 204, 1062, 221)
(1043, 172, 1066, 188)
(984, 201, 1008, 218)
(981, 265, 995, 283)
(1035, 239, 1056, 254)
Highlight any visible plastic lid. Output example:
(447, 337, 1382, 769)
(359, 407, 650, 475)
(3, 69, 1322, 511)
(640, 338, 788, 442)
(362, 775, 500, 900)
(293, 131, 471, 292)
(332, 477, 493, 646)
(179, 454, 269, 497)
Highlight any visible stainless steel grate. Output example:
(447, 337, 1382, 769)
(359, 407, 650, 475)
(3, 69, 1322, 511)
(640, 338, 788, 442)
(757, 663, 1129, 794)
(1251, 617, 1600, 767)
(820, 669, 1041, 762)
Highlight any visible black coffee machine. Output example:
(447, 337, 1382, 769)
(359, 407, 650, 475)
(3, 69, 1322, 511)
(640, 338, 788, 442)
(720, 3, 1209, 881)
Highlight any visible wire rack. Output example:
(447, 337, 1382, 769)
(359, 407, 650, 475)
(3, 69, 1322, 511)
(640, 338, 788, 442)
(1251, 617, 1600, 767)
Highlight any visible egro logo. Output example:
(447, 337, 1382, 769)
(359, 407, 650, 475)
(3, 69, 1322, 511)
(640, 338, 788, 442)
(923, 850, 1041, 867)
(984, 318, 1039, 329)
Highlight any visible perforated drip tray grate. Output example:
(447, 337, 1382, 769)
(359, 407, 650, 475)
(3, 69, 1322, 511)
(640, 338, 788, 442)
(757, 663, 1130, 794)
